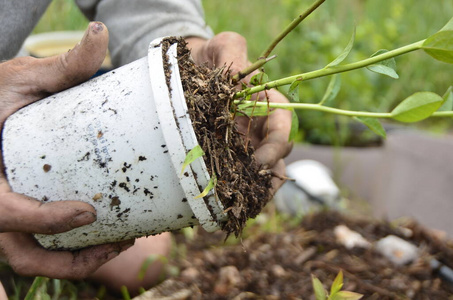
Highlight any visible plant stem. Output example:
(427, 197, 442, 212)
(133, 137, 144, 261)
(260, 0, 326, 58)
(235, 39, 425, 99)
(431, 111, 453, 117)
(235, 100, 392, 118)
(25, 277, 49, 300)
(232, 0, 326, 82)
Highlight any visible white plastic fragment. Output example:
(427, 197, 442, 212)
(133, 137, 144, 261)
(274, 160, 342, 215)
(334, 225, 371, 250)
(375, 235, 419, 266)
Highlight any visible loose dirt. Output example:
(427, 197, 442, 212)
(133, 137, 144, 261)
(141, 210, 453, 299)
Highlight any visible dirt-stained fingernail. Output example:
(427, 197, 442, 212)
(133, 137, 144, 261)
(91, 22, 104, 34)
(69, 211, 96, 228)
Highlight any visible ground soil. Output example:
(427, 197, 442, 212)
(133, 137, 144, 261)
(139, 210, 453, 300)
(161, 37, 273, 237)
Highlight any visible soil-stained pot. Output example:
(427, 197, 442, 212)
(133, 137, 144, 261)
(2, 38, 228, 250)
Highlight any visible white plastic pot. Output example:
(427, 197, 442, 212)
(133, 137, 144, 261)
(2, 38, 227, 250)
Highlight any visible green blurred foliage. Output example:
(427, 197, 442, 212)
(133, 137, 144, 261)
(34, 0, 453, 145)
(33, 0, 88, 33)
(203, 0, 453, 145)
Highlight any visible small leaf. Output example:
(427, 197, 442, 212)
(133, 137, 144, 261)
(422, 30, 453, 64)
(138, 254, 168, 280)
(439, 17, 453, 32)
(319, 74, 341, 105)
(288, 80, 302, 102)
(181, 145, 204, 175)
(330, 291, 363, 300)
(194, 174, 216, 199)
(391, 92, 445, 122)
(330, 270, 344, 297)
(311, 275, 327, 300)
(438, 86, 453, 111)
(366, 49, 399, 79)
(326, 26, 356, 68)
(289, 109, 299, 142)
(250, 72, 269, 86)
(353, 117, 386, 138)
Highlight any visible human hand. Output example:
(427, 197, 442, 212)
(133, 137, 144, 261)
(186, 33, 293, 191)
(0, 22, 134, 279)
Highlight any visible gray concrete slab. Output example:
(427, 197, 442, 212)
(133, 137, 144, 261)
(285, 129, 453, 237)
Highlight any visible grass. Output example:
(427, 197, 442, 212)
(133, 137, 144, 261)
(7, 0, 453, 298)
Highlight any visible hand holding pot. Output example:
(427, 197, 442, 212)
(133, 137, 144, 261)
(0, 22, 133, 279)
(187, 32, 293, 190)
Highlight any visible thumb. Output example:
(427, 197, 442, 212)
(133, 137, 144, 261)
(0, 21, 109, 129)
(32, 21, 109, 94)
(0, 192, 97, 234)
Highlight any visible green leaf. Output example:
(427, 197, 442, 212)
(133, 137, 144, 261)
(391, 92, 445, 122)
(137, 254, 168, 280)
(289, 109, 299, 142)
(319, 74, 341, 105)
(438, 86, 453, 111)
(250, 72, 269, 86)
(326, 26, 356, 68)
(181, 145, 204, 175)
(353, 117, 386, 138)
(195, 174, 216, 199)
(422, 30, 453, 64)
(366, 49, 399, 79)
(439, 17, 453, 32)
(330, 291, 363, 300)
(288, 80, 302, 102)
(330, 270, 344, 297)
(25, 277, 49, 300)
(311, 275, 327, 300)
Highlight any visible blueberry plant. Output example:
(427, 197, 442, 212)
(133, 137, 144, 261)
(233, 0, 453, 140)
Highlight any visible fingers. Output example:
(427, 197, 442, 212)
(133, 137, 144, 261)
(0, 22, 109, 122)
(253, 89, 293, 168)
(0, 233, 134, 279)
(188, 32, 249, 71)
(270, 159, 287, 193)
(0, 192, 97, 234)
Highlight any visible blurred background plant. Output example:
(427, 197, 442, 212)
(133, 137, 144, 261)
(34, 0, 453, 146)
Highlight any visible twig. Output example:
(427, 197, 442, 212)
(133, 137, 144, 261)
(232, 0, 326, 82)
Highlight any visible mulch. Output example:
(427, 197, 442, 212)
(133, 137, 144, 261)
(137, 210, 453, 300)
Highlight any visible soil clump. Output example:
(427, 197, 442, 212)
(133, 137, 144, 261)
(160, 37, 273, 236)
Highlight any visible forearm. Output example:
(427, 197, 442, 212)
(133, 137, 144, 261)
(76, 0, 214, 67)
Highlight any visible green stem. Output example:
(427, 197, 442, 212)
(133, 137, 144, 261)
(232, 0, 326, 82)
(235, 39, 425, 99)
(260, 0, 326, 59)
(431, 111, 453, 117)
(235, 100, 392, 118)
(25, 277, 49, 300)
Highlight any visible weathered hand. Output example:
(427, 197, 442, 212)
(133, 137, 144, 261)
(187, 32, 293, 191)
(0, 22, 134, 279)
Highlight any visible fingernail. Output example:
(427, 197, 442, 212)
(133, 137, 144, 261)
(91, 22, 104, 34)
(70, 211, 96, 228)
